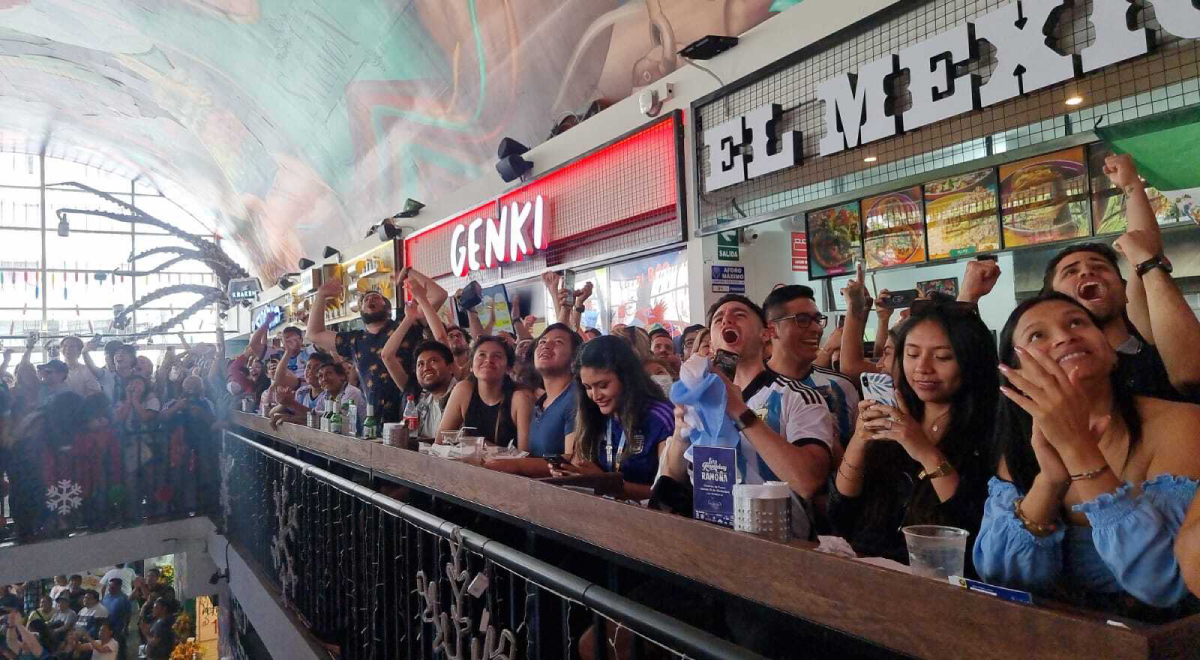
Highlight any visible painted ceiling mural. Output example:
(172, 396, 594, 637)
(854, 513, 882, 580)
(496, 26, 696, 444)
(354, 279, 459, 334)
(0, 0, 799, 279)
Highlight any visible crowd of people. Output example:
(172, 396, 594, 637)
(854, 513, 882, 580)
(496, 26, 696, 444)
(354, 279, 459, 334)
(286, 155, 1198, 619)
(0, 330, 221, 541)
(2, 155, 1200, 643)
(0, 567, 180, 660)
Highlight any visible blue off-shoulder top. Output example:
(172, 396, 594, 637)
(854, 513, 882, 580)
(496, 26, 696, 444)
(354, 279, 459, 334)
(973, 475, 1198, 608)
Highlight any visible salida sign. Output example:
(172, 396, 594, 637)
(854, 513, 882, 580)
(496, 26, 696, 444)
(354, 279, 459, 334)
(704, 0, 1200, 192)
(449, 195, 548, 276)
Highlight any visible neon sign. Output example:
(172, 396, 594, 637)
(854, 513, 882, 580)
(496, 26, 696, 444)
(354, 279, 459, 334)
(449, 195, 547, 276)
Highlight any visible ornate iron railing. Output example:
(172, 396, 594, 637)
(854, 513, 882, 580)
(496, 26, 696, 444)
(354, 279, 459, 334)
(222, 430, 765, 660)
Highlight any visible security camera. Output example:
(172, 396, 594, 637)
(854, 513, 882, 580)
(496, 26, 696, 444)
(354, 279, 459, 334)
(740, 228, 760, 245)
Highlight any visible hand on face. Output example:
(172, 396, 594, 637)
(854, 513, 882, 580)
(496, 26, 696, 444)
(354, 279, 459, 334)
(999, 345, 1099, 456)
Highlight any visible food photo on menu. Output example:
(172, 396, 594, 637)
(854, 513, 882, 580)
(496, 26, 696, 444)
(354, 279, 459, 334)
(923, 167, 1001, 259)
(1000, 146, 1091, 247)
(1088, 142, 1200, 233)
(862, 186, 926, 269)
(806, 201, 862, 278)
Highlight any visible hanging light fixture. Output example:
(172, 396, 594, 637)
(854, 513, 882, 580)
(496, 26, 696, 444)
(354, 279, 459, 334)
(57, 213, 70, 237)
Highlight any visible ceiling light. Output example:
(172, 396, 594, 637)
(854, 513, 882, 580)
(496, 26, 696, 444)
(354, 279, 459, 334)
(863, 156, 878, 163)
(1065, 95, 1083, 106)
(323, 246, 340, 260)
(57, 215, 70, 237)
(298, 258, 315, 270)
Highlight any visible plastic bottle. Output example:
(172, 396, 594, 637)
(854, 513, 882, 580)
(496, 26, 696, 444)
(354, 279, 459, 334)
(403, 395, 419, 433)
(329, 404, 343, 435)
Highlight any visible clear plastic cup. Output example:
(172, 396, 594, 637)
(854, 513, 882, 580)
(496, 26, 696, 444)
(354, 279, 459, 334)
(437, 430, 461, 446)
(901, 525, 969, 580)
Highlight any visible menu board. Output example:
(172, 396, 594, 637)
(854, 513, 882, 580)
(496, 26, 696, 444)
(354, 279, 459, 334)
(1088, 143, 1198, 234)
(862, 187, 926, 269)
(1000, 147, 1091, 247)
(924, 168, 1001, 259)
(806, 202, 862, 278)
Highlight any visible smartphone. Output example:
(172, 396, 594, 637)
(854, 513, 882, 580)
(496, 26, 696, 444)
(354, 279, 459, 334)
(975, 254, 999, 262)
(713, 349, 739, 379)
(546, 455, 566, 468)
(881, 289, 919, 310)
(860, 372, 898, 408)
(457, 281, 484, 311)
(562, 269, 577, 307)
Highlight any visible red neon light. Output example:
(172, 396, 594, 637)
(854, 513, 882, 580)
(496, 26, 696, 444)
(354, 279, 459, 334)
(404, 115, 679, 278)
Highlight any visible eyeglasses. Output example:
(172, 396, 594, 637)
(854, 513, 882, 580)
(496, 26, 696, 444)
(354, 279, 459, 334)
(770, 313, 828, 328)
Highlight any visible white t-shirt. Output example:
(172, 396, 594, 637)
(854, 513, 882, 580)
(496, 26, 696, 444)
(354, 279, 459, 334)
(75, 603, 109, 630)
(90, 638, 119, 660)
(66, 362, 102, 397)
(783, 365, 861, 448)
(686, 369, 835, 485)
(99, 567, 135, 596)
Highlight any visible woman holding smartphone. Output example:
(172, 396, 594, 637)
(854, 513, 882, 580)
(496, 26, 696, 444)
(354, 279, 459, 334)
(551, 336, 673, 501)
(828, 299, 998, 572)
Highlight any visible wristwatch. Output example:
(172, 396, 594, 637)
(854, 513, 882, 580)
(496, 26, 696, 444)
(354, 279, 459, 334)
(574, 305, 586, 313)
(1135, 254, 1173, 278)
(732, 408, 760, 432)
(917, 460, 954, 481)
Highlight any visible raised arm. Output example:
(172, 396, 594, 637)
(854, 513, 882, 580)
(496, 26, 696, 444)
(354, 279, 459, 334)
(0, 347, 11, 380)
(380, 303, 420, 392)
(246, 311, 273, 359)
(409, 277, 448, 345)
(271, 345, 300, 391)
(511, 300, 534, 342)
(838, 265, 877, 380)
(405, 267, 448, 313)
(957, 258, 1002, 305)
(305, 279, 341, 354)
(1107, 156, 1200, 392)
(154, 347, 175, 400)
(571, 282, 594, 332)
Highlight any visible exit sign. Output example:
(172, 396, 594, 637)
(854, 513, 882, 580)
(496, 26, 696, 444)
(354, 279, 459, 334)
(717, 231, 739, 261)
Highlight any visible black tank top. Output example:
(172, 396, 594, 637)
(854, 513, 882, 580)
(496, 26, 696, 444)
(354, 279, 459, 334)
(464, 383, 517, 446)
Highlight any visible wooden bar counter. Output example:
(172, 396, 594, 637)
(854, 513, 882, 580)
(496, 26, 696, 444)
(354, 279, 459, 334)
(230, 413, 1200, 659)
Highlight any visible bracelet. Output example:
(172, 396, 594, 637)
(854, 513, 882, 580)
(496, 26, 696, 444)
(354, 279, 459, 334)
(841, 457, 862, 472)
(574, 305, 585, 313)
(1069, 464, 1111, 481)
(1013, 497, 1058, 537)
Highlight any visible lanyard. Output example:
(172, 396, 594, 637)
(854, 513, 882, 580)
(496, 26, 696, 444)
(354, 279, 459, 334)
(604, 420, 626, 471)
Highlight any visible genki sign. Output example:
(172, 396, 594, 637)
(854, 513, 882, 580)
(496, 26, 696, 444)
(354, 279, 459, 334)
(704, 0, 1200, 192)
(449, 195, 547, 276)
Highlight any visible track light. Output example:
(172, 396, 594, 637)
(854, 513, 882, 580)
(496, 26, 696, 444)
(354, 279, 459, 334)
(396, 198, 424, 218)
(298, 258, 315, 270)
(277, 273, 298, 289)
(377, 222, 402, 242)
(57, 215, 70, 237)
(496, 137, 533, 183)
(323, 246, 340, 260)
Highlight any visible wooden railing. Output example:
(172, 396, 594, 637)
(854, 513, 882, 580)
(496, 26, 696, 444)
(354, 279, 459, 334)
(231, 412, 1200, 660)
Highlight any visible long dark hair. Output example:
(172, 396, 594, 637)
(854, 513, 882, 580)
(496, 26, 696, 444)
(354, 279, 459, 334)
(994, 293, 1142, 493)
(573, 335, 667, 465)
(861, 301, 999, 526)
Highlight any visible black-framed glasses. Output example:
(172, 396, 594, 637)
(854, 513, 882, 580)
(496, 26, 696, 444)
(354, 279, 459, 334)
(910, 300, 979, 317)
(771, 312, 828, 328)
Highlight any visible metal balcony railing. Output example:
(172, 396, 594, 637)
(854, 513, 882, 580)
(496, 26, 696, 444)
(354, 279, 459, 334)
(221, 430, 765, 660)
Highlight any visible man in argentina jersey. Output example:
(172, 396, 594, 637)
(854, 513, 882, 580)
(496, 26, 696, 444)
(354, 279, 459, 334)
(672, 295, 835, 534)
(763, 285, 860, 448)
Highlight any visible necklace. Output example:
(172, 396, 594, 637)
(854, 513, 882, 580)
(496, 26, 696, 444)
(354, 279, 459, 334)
(930, 412, 951, 435)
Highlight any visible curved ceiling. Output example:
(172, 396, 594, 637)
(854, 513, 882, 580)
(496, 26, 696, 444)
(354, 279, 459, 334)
(0, 0, 796, 280)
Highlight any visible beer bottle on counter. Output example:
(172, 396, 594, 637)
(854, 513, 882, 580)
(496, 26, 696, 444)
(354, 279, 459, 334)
(321, 400, 334, 432)
(329, 404, 343, 435)
(403, 395, 419, 433)
(362, 404, 378, 440)
(341, 401, 355, 436)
